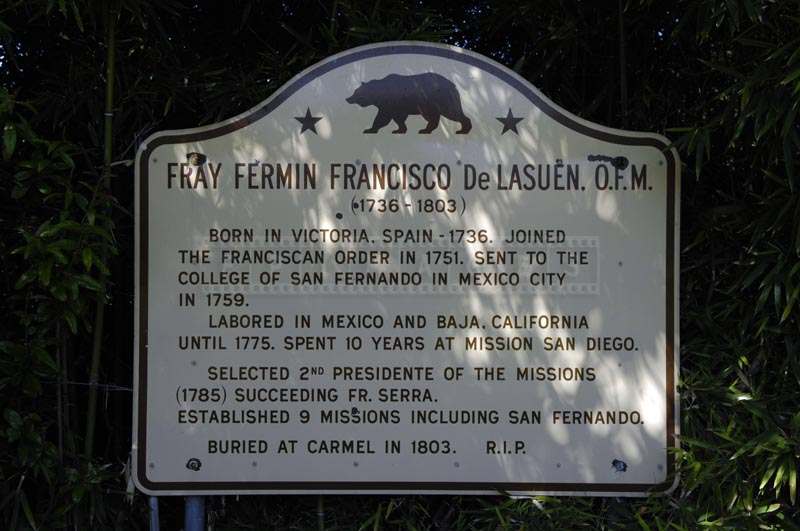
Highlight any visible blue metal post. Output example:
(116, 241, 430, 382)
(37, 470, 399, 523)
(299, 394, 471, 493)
(148, 496, 160, 531)
(185, 496, 205, 531)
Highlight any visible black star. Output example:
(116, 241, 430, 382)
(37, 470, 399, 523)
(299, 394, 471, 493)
(496, 108, 524, 135)
(295, 107, 322, 134)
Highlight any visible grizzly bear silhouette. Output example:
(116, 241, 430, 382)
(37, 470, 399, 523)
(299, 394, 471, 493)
(345, 73, 472, 134)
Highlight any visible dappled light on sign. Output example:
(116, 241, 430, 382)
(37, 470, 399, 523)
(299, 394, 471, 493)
(133, 42, 679, 497)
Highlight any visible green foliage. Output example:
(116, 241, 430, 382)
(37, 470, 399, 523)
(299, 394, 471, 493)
(0, 0, 798, 529)
(0, 82, 119, 527)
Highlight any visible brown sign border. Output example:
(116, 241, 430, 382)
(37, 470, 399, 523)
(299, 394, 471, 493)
(135, 42, 678, 495)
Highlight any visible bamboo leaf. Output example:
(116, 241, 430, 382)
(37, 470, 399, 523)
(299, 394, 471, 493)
(20, 492, 37, 530)
(3, 124, 16, 160)
(781, 285, 800, 322)
(63, 311, 77, 334)
(82, 247, 93, 271)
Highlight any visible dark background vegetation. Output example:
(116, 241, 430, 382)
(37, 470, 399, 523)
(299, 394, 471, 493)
(1, 0, 799, 529)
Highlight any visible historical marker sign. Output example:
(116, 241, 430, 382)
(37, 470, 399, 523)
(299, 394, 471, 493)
(133, 42, 679, 496)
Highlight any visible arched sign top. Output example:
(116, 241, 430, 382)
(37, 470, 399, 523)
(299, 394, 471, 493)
(134, 42, 679, 497)
(139, 41, 676, 155)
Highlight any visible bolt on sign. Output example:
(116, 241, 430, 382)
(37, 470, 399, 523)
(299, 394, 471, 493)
(133, 42, 680, 496)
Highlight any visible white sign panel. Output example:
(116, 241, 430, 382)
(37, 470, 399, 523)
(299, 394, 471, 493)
(133, 42, 679, 496)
